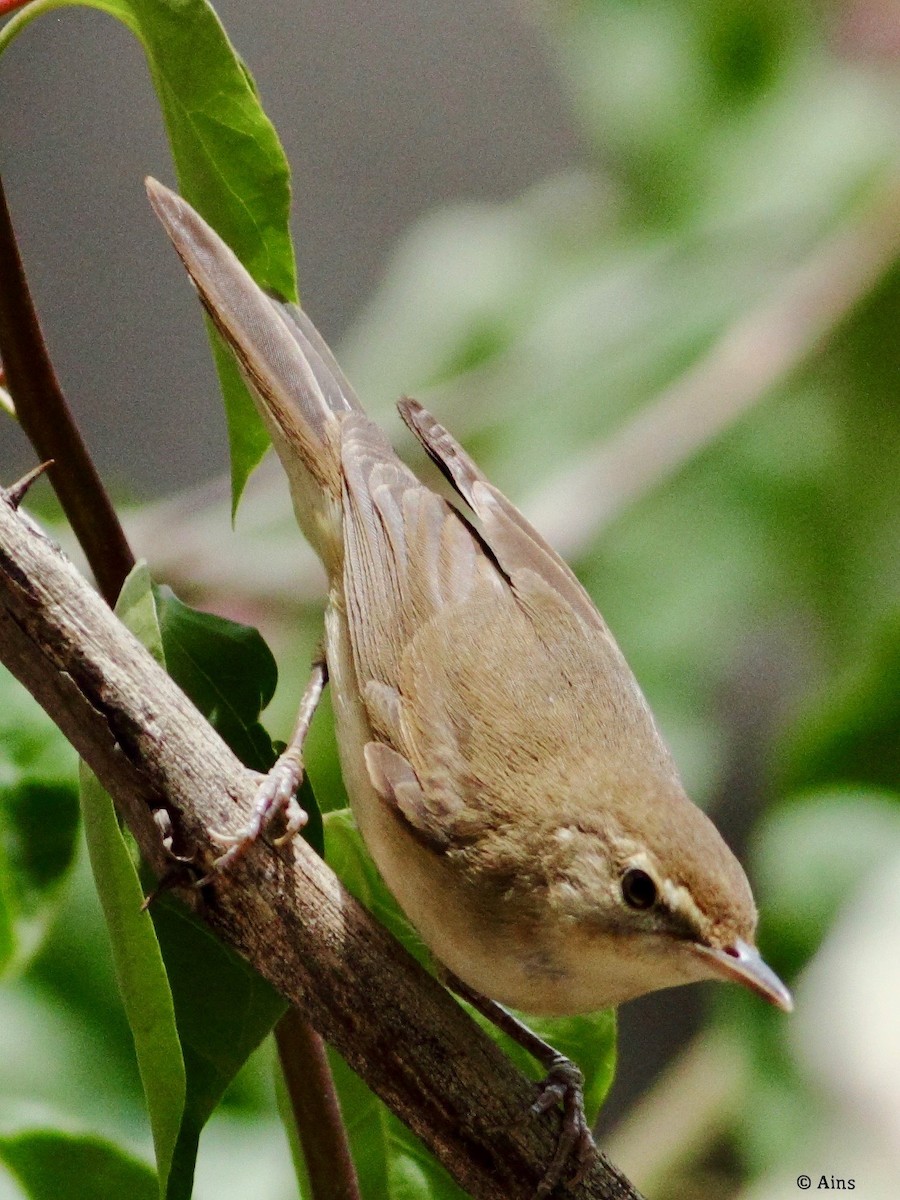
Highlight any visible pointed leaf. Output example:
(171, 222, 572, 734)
(150, 582, 323, 855)
(0, 0, 296, 507)
(148, 894, 287, 1198)
(79, 762, 185, 1195)
(0, 1129, 158, 1200)
(152, 584, 278, 773)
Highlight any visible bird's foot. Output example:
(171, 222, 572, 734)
(531, 1055, 596, 1197)
(196, 751, 308, 886)
(436, 970, 597, 1196)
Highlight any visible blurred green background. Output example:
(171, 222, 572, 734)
(2, 1, 899, 1197)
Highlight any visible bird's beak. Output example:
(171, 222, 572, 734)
(692, 938, 793, 1012)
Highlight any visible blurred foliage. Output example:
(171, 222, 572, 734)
(0, 686, 79, 980)
(0, 1129, 158, 1200)
(1, 0, 900, 1198)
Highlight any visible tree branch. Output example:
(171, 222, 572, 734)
(0, 490, 643, 1200)
(275, 1010, 361, 1200)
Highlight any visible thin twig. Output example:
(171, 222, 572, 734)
(0, 173, 355, 1200)
(276, 1011, 362, 1200)
(0, 492, 643, 1200)
(0, 174, 135, 606)
(6, 459, 53, 510)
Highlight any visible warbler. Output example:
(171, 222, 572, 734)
(147, 179, 791, 1196)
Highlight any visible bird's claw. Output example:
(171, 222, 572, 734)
(153, 807, 195, 864)
(195, 754, 308, 887)
(531, 1056, 596, 1197)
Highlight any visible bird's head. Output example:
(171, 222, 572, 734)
(547, 781, 792, 1013)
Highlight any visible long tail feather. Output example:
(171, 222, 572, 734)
(146, 178, 351, 565)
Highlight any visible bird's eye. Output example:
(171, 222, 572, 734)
(621, 868, 657, 910)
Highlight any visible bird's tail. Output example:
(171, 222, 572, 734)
(146, 178, 359, 574)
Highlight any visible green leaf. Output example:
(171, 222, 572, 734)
(151, 584, 278, 773)
(147, 894, 287, 1189)
(116, 564, 166, 668)
(487, 1009, 617, 1127)
(79, 763, 184, 1196)
(0, 0, 296, 509)
(324, 809, 617, 1195)
(112, 564, 294, 1195)
(326, 1042, 469, 1200)
(150, 581, 323, 855)
(0, 1128, 158, 1200)
(0, 670, 80, 977)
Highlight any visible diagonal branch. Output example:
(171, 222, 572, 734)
(0, 489, 643, 1200)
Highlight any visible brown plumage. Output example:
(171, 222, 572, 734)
(147, 179, 790, 1022)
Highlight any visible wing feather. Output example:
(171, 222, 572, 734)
(342, 399, 680, 859)
(398, 397, 608, 638)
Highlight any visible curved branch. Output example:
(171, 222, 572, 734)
(0, 174, 134, 605)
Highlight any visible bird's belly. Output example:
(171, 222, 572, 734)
(355, 809, 586, 1015)
(354, 817, 689, 1016)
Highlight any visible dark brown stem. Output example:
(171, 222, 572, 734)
(0, 173, 134, 605)
(276, 1011, 361, 1200)
(0, 172, 352, 1200)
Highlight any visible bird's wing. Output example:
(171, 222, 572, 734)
(339, 410, 514, 847)
(342, 400, 678, 854)
(397, 399, 657, 718)
(339, 411, 506, 711)
(274, 301, 364, 416)
(397, 398, 609, 639)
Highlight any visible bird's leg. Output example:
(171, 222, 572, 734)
(440, 969, 596, 1197)
(199, 651, 328, 884)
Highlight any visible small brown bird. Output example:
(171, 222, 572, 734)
(148, 179, 791, 1194)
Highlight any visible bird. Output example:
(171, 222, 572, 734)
(147, 178, 791, 1196)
